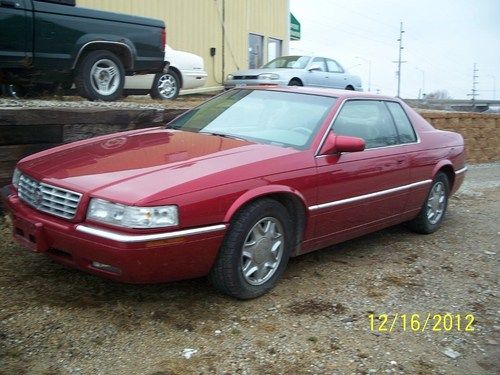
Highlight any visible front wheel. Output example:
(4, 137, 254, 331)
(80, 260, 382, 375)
(150, 70, 180, 100)
(288, 79, 303, 86)
(209, 199, 293, 299)
(74, 50, 125, 101)
(408, 172, 450, 234)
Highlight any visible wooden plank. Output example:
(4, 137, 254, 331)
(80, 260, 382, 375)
(0, 124, 63, 145)
(0, 143, 61, 162)
(0, 108, 187, 126)
(0, 160, 18, 187)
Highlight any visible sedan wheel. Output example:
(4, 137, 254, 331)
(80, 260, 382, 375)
(408, 172, 449, 234)
(426, 181, 446, 224)
(151, 70, 181, 100)
(209, 199, 293, 299)
(241, 217, 284, 286)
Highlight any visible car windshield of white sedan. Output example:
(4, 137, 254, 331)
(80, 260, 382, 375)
(169, 89, 336, 149)
(262, 56, 311, 69)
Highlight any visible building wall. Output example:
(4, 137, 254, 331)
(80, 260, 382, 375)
(76, 0, 289, 88)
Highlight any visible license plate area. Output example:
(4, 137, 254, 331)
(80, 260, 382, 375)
(12, 215, 48, 252)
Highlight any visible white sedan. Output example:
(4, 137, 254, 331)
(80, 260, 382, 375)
(125, 45, 207, 100)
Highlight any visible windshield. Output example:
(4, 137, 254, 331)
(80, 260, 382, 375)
(262, 56, 311, 69)
(168, 89, 336, 150)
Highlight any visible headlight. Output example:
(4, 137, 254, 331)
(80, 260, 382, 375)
(12, 168, 21, 188)
(258, 73, 280, 80)
(226, 74, 234, 80)
(87, 198, 178, 229)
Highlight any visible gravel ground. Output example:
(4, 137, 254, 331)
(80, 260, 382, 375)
(0, 163, 498, 375)
(0, 94, 211, 110)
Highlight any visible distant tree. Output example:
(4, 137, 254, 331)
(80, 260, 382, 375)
(425, 90, 452, 99)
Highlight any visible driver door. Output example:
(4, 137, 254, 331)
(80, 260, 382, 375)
(312, 99, 410, 248)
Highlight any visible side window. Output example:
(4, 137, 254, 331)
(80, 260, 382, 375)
(311, 57, 327, 72)
(385, 102, 418, 143)
(326, 59, 344, 73)
(332, 100, 399, 148)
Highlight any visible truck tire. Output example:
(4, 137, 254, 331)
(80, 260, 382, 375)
(75, 50, 125, 101)
(150, 70, 180, 100)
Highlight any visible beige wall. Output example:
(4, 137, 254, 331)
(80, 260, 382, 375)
(76, 0, 289, 88)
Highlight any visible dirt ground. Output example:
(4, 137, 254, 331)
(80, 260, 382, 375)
(0, 163, 498, 375)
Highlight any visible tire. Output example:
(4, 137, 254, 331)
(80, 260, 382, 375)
(150, 70, 180, 100)
(209, 198, 293, 299)
(74, 50, 125, 101)
(288, 79, 303, 86)
(408, 172, 450, 234)
(345, 85, 355, 90)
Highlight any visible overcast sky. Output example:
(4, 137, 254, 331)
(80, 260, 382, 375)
(289, 0, 500, 99)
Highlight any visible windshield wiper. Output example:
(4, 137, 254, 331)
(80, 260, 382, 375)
(199, 131, 246, 141)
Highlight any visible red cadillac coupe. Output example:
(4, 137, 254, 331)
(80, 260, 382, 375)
(2, 87, 467, 299)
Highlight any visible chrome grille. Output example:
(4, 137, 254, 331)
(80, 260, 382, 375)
(233, 75, 258, 80)
(18, 174, 82, 219)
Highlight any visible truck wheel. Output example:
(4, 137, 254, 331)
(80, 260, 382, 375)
(150, 70, 180, 100)
(75, 50, 124, 101)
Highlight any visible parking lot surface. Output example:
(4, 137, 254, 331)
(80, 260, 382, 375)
(0, 163, 498, 375)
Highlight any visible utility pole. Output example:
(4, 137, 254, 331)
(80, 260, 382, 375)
(467, 63, 479, 104)
(392, 22, 406, 97)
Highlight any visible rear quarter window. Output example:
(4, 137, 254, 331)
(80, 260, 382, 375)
(385, 102, 418, 143)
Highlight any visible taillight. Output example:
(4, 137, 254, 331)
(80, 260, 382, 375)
(161, 29, 166, 51)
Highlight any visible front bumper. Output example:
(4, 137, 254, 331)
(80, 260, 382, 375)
(1, 186, 226, 283)
(224, 78, 289, 89)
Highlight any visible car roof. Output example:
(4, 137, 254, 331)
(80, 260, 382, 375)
(240, 86, 399, 101)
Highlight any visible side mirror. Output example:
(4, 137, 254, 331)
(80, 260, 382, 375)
(319, 133, 365, 155)
(308, 64, 323, 72)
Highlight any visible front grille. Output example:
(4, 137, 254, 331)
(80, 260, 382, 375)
(18, 174, 82, 219)
(233, 75, 258, 80)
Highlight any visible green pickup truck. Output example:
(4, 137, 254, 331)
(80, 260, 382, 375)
(0, 0, 166, 100)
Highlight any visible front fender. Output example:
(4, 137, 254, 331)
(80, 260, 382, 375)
(223, 185, 308, 223)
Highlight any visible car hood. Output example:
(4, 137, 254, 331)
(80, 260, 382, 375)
(18, 128, 300, 205)
(231, 68, 304, 76)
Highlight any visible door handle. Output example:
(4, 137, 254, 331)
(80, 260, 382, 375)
(1, 0, 18, 7)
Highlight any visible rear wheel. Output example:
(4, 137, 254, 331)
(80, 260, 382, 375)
(74, 50, 125, 101)
(345, 85, 355, 90)
(209, 199, 293, 299)
(408, 172, 449, 234)
(150, 70, 180, 100)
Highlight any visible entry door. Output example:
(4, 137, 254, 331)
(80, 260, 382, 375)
(325, 58, 348, 89)
(248, 33, 263, 69)
(312, 99, 410, 246)
(306, 57, 329, 87)
(0, 0, 30, 67)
